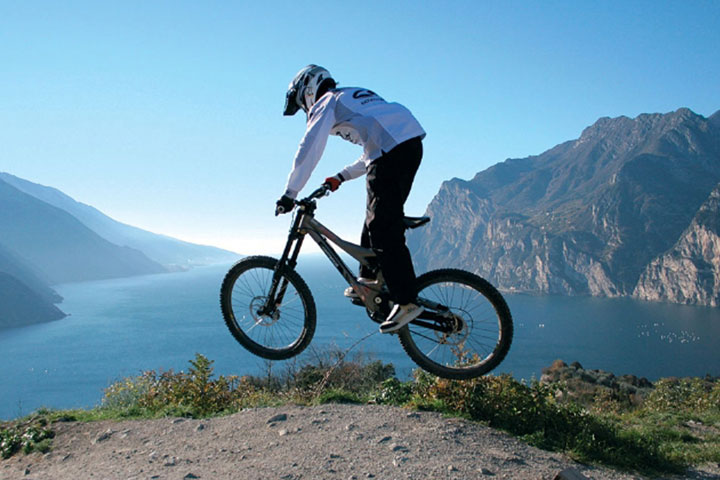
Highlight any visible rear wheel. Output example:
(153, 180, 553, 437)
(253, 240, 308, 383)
(398, 269, 513, 379)
(220, 256, 316, 360)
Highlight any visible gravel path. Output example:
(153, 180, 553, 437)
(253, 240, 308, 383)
(2, 404, 718, 480)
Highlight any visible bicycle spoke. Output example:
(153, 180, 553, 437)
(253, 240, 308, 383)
(222, 260, 314, 354)
(398, 270, 512, 379)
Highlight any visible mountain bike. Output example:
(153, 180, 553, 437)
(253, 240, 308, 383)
(220, 185, 513, 380)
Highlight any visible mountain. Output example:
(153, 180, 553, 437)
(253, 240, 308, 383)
(634, 183, 720, 306)
(409, 108, 720, 306)
(0, 178, 166, 284)
(0, 243, 67, 327)
(0, 173, 238, 269)
(0, 242, 61, 304)
(0, 272, 66, 328)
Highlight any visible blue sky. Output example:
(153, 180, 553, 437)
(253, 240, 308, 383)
(2, 1, 719, 254)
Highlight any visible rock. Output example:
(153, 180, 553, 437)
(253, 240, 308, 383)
(267, 413, 288, 423)
(92, 429, 114, 444)
(195, 423, 205, 432)
(183, 474, 200, 479)
(553, 467, 590, 480)
(392, 457, 408, 467)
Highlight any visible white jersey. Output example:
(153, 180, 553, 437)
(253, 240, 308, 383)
(283, 87, 425, 198)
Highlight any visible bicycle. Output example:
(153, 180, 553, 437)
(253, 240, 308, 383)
(220, 184, 513, 379)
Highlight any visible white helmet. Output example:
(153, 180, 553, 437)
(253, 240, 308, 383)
(283, 65, 335, 116)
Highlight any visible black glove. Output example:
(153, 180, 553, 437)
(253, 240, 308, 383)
(275, 195, 295, 215)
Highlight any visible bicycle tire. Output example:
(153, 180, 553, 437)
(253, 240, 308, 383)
(397, 269, 513, 380)
(220, 256, 316, 360)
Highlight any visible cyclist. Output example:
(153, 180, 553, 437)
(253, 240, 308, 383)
(276, 65, 426, 333)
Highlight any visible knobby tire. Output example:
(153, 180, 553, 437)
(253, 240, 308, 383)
(220, 256, 316, 360)
(397, 269, 513, 380)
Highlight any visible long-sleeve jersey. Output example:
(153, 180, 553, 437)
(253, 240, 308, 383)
(283, 87, 426, 198)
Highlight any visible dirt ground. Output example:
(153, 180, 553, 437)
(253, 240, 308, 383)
(2, 404, 718, 480)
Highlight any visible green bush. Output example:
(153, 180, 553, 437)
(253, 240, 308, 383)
(617, 376, 720, 467)
(374, 378, 413, 405)
(644, 377, 720, 417)
(102, 353, 242, 417)
(414, 374, 685, 475)
(6, 352, 718, 476)
(101, 352, 396, 417)
(0, 417, 54, 459)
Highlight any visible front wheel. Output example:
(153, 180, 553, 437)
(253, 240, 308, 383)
(398, 269, 513, 380)
(220, 256, 316, 360)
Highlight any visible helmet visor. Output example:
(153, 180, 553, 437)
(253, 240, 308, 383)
(283, 87, 300, 116)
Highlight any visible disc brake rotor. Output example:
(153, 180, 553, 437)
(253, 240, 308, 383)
(249, 296, 280, 326)
(434, 310, 469, 346)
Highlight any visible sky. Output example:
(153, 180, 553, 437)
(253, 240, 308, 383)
(2, 1, 719, 255)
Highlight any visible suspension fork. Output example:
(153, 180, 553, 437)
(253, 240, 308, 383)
(259, 211, 306, 315)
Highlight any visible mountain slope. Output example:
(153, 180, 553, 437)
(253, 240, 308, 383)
(0, 173, 238, 268)
(0, 178, 166, 284)
(634, 183, 720, 306)
(409, 108, 720, 305)
(0, 272, 66, 328)
(0, 242, 61, 304)
(0, 243, 66, 327)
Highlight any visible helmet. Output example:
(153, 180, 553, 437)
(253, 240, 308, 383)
(283, 65, 334, 116)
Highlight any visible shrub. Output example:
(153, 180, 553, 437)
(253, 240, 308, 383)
(102, 353, 242, 417)
(644, 377, 720, 417)
(374, 378, 413, 405)
(0, 417, 54, 459)
(101, 352, 396, 417)
(416, 374, 685, 474)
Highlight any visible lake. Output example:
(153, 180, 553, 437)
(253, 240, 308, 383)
(1, 255, 719, 420)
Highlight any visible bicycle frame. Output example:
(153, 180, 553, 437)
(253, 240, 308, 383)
(262, 187, 384, 316)
(261, 186, 456, 332)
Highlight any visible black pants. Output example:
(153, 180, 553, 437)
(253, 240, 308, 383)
(359, 136, 423, 305)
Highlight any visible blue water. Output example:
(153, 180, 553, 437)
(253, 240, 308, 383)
(1, 255, 719, 420)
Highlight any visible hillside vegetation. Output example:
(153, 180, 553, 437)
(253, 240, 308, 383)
(2, 354, 718, 477)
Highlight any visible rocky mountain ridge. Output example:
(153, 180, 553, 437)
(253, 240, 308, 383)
(634, 184, 720, 306)
(409, 108, 720, 306)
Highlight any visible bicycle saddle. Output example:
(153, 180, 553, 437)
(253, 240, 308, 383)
(403, 216, 431, 229)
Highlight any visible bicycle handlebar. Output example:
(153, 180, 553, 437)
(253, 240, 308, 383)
(276, 184, 331, 216)
(298, 184, 331, 204)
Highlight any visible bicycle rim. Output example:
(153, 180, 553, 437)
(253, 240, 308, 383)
(221, 256, 316, 360)
(398, 269, 513, 379)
